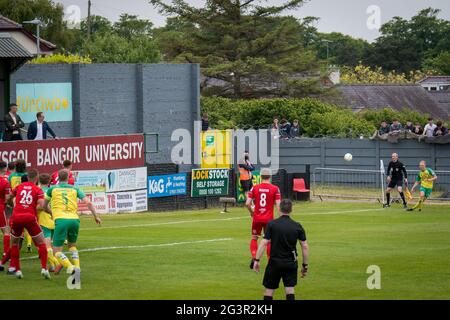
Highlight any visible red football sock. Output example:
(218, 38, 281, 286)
(10, 245, 20, 271)
(250, 239, 258, 259)
(38, 244, 48, 269)
(1, 250, 10, 265)
(3, 234, 10, 255)
(266, 242, 271, 259)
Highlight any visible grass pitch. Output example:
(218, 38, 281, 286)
(1, 202, 449, 300)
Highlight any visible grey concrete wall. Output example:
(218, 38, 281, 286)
(277, 138, 450, 173)
(10, 64, 74, 137)
(10, 63, 200, 164)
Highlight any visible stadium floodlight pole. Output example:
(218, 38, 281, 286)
(23, 18, 42, 57)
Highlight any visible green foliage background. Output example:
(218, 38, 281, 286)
(201, 97, 430, 138)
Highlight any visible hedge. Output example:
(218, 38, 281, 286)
(201, 97, 429, 138)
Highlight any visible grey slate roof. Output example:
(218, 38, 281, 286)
(418, 76, 450, 86)
(0, 33, 32, 58)
(335, 84, 449, 120)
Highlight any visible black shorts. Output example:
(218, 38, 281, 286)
(241, 179, 253, 192)
(388, 180, 403, 189)
(263, 259, 298, 290)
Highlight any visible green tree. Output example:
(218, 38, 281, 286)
(315, 32, 370, 67)
(423, 51, 450, 75)
(151, 0, 321, 98)
(367, 8, 450, 73)
(80, 15, 113, 35)
(77, 14, 161, 63)
(113, 14, 153, 39)
(82, 33, 161, 63)
(0, 0, 75, 51)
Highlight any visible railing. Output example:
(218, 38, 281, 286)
(312, 167, 385, 202)
(313, 167, 450, 202)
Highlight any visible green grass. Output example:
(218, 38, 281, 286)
(1, 202, 450, 300)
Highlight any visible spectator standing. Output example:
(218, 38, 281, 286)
(238, 151, 255, 199)
(423, 118, 437, 138)
(389, 119, 403, 134)
(27, 112, 57, 141)
(289, 120, 303, 138)
(413, 123, 423, 135)
(405, 121, 414, 132)
(378, 121, 390, 135)
(433, 121, 448, 136)
(3, 104, 25, 141)
(271, 117, 279, 130)
(201, 113, 210, 132)
(279, 119, 291, 139)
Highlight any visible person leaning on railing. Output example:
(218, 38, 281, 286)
(433, 121, 448, 137)
(27, 112, 58, 141)
(3, 104, 25, 141)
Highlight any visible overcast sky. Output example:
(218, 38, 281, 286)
(55, 0, 450, 42)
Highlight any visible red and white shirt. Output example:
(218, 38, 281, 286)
(248, 183, 281, 223)
(12, 182, 44, 218)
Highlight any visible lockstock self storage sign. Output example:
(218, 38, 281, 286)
(191, 168, 229, 197)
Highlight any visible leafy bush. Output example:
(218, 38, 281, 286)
(359, 108, 429, 127)
(341, 64, 435, 84)
(201, 97, 377, 138)
(29, 53, 92, 64)
(201, 97, 434, 138)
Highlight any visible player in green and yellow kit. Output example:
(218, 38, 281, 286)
(407, 161, 437, 212)
(37, 173, 60, 272)
(44, 169, 101, 274)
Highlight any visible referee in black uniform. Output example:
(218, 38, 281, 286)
(253, 199, 309, 300)
(385, 153, 408, 208)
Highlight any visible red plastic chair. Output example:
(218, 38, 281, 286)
(293, 178, 310, 200)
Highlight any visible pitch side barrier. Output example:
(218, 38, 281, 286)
(313, 167, 450, 202)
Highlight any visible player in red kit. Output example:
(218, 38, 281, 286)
(51, 160, 75, 185)
(0, 161, 12, 270)
(245, 168, 281, 269)
(6, 169, 51, 279)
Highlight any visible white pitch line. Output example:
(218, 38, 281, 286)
(21, 238, 233, 261)
(81, 207, 383, 231)
(81, 216, 248, 231)
(309, 208, 385, 215)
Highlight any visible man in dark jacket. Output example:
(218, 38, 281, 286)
(27, 112, 57, 140)
(3, 104, 25, 141)
(279, 119, 291, 140)
(289, 119, 303, 138)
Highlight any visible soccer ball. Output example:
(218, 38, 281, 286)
(344, 153, 353, 162)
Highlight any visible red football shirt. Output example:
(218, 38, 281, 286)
(51, 170, 75, 185)
(12, 182, 44, 217)
(248, 182, 281, 223)
(0, 176, 11, 207)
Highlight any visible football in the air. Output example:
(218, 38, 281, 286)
(344, 153, 353, 162)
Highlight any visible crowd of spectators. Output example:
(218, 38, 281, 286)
(376, 117, 449, 138)
(270, 117, 304, 139)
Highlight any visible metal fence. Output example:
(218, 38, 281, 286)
(312, 167, 450, 202)
(312, 167, 386, 202)
(408, 170, 450, 201)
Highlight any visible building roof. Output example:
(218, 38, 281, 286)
(417, 76, 450, 85)
(0, 15, 22, 30)
(335, 84, 449, 119)
(0, 33, 33, 58)
(0, 15, 56, 51)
